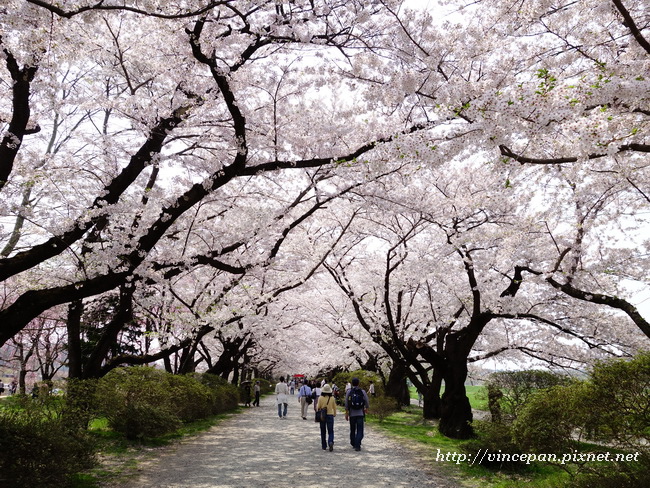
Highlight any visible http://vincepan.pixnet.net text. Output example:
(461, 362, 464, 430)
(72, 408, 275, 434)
(435, 449, 642, 466)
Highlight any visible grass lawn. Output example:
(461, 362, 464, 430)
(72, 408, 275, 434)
(409, 384, 489, 411)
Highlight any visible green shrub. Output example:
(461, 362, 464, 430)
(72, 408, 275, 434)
(95, 368, 241, 440)
(331, 370, 382, 395)
(512, 381, 591, 454)
(567, 452, 650, 488)
(96, 366, 181, 440)
(62, 378, 99, 430)
(462, 420, 525, 470)
(167, 374, 214, 422)
(195, 373, 240, 413)
(0, 401, 96, 488)
(369, 395, 399, 422)
(486, 369, 571, 420)
(213, 383, 239, 412)
(581, 352, 650, 446)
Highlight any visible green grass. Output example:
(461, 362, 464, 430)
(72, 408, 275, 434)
(409, 384, 489, 411)
(368, 405, 570, 488)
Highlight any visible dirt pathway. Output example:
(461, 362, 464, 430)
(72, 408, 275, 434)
(122, 394, 460, 488)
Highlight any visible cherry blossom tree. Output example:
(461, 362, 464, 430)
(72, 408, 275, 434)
(313, 153, 646, 437)
(0, 1, 414, 350)
(1, 1, 648, 442)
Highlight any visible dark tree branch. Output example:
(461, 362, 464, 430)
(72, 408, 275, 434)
(499, 143, 650, 165)
(611, 0, 650, 55)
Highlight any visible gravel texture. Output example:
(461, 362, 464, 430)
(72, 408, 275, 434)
(123, 394, 461, 488)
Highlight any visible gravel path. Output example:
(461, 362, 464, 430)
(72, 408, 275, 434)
(124, 395, 460, 488)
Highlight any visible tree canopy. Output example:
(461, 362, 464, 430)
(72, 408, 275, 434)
(1, 0, 649, 437)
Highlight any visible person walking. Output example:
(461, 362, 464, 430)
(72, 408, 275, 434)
(298, 380, 312, 420)
(252, 381, 261, 407)
(240, 381, 251, 407)
(312, 382, 322, 413)
(275, 376, 289, 419)
(317, 384, 337, 451)
(368, 380, 376, 397)
(345, 377, 370, 451)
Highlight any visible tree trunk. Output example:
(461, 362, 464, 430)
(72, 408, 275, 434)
(422, 370, 443, 419)
(18, 368, 28, 395)
(439, 359, 474, 439)
(385, 362, 411, 406)
(66, 300, 83, 379)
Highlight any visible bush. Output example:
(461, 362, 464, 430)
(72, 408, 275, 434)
(581, 352, 650, 446)
(467, 370, 580, 472)
(0, 401, 96, 488)
(96, 368, 241, 440)
(62, 378, 99, 430)
(567, 452, 650, 488)
(486, 369, 571, 420)
(167, 374, 214, 422)
(512, 382, 587, 454)
(369, 395, 399, 422)
(462, 420, 525, 470)
(96, 367, 181, 440)
(331, 370, 382, 395)
(195, 373, 240, 413)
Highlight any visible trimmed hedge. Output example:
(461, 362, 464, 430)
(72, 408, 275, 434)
(96, 367, 239, 440)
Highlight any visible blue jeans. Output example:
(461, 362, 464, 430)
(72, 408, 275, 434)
(320, 415, 334, 448)
(349, 415, 364, 449)
(277, 403, 287, 417)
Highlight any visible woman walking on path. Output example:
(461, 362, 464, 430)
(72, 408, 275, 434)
(317, 384, 337, 451)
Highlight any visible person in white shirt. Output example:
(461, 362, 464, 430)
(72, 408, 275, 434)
(275, 377, 290, 419)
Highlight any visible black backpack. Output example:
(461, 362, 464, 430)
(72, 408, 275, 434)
(302, 386, 313, 404)
(348, 387, 365, 409)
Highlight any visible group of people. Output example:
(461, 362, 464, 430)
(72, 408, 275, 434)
(0, 379, 18, 396)
(240, 380, 262, 407)
(275, 376, 370, 452)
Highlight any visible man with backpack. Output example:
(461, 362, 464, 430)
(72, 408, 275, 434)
(344, 377, 370, 451)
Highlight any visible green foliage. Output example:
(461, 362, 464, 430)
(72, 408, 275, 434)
(511, 382, 587, 454)
(331, 369, 382, 394)
(167, 374, 214, 422)
(95, 367, 240, 440)
(63, 378, 100, 431)
(194, 373, 240, 413)
(96, 367, 181, 440)
(581, 352, 650, 446)
(566, 452, 650, 488)
(0, 399, 97, 488)
(462, 420, 525, 471)
(369, 395, 399, 422)
(473, 353, 650, 486)
(486, 370, 571, 420)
